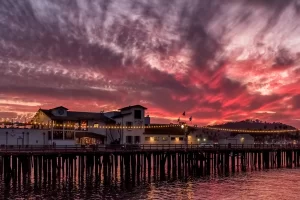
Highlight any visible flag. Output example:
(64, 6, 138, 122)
(177, 117, 180, 122)
(189, 116, 192, 121)
(182, 111, 186, 116)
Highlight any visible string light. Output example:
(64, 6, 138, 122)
(0, 120, 299, 133)
(0, 121, 182, 129)
(201, 126, 299, 133)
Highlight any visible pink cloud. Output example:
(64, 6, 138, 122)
(1, 0, 300, 128)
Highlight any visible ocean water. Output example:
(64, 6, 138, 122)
(0, 168, 299, 200)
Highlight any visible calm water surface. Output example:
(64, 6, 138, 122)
(1, 168, 300, 199)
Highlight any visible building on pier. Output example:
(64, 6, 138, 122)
(104, 105, 147, 145)
(29, 105, 148, 145)
(143, 124, 197, 145)
(0, 129, 48, 146)
(218, 134, 254, 145)
(31, 106, 116, 145)
(0, 104, 197, 146)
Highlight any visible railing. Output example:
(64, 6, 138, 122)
(0, 144, 300, 153)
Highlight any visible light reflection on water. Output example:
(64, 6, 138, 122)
(1, 169, 300, 199)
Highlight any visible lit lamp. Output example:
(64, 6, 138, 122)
(203, 138, 206, 142)
(181, 124, 187, 150)
(241, 137, 244, 144)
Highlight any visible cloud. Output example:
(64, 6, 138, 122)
(1, 0, 300, 127)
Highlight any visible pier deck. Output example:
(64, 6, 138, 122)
(1, 144, 300, 184)
(0, 144, 299, 155)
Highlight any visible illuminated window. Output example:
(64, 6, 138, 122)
(179, 137, 184, 141)
(94, 123, 99, 128)
(145, 137, 150, 141)
(81, 121, 88, 131)
(154, 137, 159, 141)
(162, 137, 168, 141)
(65, 131, 74, 140)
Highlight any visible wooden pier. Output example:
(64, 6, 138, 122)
(0, 144, 300, 186)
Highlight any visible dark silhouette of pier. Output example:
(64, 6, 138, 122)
(0, 144, 300, 187)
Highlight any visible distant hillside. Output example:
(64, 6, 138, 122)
(208, 119, 296, 131)
(193, 119, 298, 142)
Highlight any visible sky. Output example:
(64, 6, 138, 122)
(0, 0, 300, 127)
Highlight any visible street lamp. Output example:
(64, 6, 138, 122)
(241, 137, 244, 144)
(181, 124, 187, 150)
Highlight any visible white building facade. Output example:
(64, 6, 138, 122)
(0, 129, 48, 146)
(105, 105, 147, 144)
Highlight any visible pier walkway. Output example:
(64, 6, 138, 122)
(0, 144, 299, 155)
(1, 143, 300, 185)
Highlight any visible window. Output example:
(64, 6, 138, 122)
(53, 131, 63, 139)
(134, 136, 140, 143)
(145, 137, 150, 141)
(162, 137, 168, 141)
(134, 110, 142, 119)
(171, 137, 175, 141)
(65, 131, 74, 140)
(126, 136, 132, 144)
(179, 137, 184, 141)
(74, 123, 80, 130)
(81, 121, 88, 131)
(126, 122, 132, 127)
(48, 131, 51, 140)
(93, 123, 99, 128)
(154, 137, 159, 141)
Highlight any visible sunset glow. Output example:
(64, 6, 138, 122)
(1, 0, 300, 127)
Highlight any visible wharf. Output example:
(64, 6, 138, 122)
(0, 144, 299, 184)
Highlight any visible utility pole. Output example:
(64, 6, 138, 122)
(51, 120, 54, 145)
(181, 124, 188, 151)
